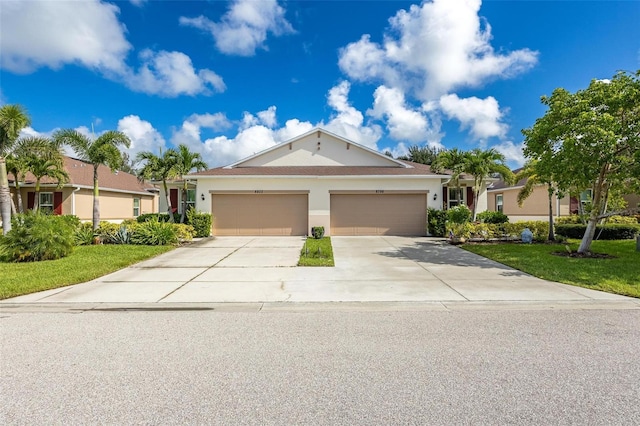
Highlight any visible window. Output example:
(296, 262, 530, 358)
(496, 194, 504, 213)
(133, 198, 140, 217)
(186, 189, 196, 210)
(580, 189, 593, 206)
(39, 192, 54, 213)
(447, 187, 466, 209)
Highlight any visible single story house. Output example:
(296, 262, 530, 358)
(486, 170, 640, 221)
(187, 128, 491, 236)
(8, 156, 158, 222)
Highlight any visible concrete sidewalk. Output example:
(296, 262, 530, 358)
(2, 236, 637, 308)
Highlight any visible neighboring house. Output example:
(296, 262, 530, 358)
(487, 171, 640, 222)
(187, 128, 491, 236)
(155, 180, 197, 216)
(8, 156, 158, 222)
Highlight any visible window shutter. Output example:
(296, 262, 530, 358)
(27, 192, 35, 210)
(54, 192, 63, 215)
(442, 186, 448, 208)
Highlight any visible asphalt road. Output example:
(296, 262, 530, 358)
(1, 308, 639, 425)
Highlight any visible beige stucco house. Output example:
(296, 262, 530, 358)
(8, 156, 158, 222)
(188, 128, 491, 236)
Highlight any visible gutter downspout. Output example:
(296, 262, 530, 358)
(72, 186, 81, 216)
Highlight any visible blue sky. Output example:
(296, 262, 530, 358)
(1, 0, 639, 168)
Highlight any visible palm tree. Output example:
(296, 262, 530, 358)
(0, 104, 31, 233)
(19, 137, 69, 212)
(5, 151, 29, 214)
(516, 160, 559, 241)
(465, 148, 514, 221)
(136, 149, 179, 222)
(53, 129, 130, 230)
(169, 144, 208, 223)
(431, 148, 468, 208)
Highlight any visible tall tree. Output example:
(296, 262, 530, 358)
(136, 149, 179, 222)
(431, 148, 468, 207)
(523, 70, 640, 253)
(169, 144, 208, 223)
(465, 148, 514, 221)
(515, 160, 559, 241)
(19, 137, 69, 211)
(5, 150, 29, 214)
(398, 145, 441, 165)
(53, 129, 131, 230)
(0, 105, 31, 234)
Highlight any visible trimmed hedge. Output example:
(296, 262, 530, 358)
(476, 211, 509, 224)
(186, 209, 212, 237)
(555, 224, 640, 240)
(427, 208, 447, 237)
(137, 213, 180, 223)
(464, 221, 551, 242)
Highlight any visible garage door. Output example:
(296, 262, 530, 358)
(211, 194, 308, 236)
(330, 193, 427, 236)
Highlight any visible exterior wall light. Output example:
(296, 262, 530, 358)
(201, 193, 205, 201)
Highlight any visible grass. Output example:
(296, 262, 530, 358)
(462, 239, 640, 298)
(0, 245, 174, 300)
(298, 237, 334, 267)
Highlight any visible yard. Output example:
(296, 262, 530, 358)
(298, 237, 334, 267)
(462, 239, 640, 298)
(0, 245, 174, 299)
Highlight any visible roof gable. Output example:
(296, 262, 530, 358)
(232, 128, 403, 168)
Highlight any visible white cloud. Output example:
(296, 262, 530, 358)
(491, 140, 525, 167)
(125, 50, 226, 97)
(180, 0, 294, 56)
(0, 0, 225, 97)
(0, 0, 130, 74)
(321, 81, 382, 149)
(129, 0, 147, 7)
(439, 94, 507, 141)
(257, 106, 278, 128)
(117, 115, 166, 159)
(338, 0, 538, 100)
(368, 85, 433, 143)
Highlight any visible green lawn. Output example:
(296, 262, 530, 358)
(462, 239, 640, 298)
(298, 237, 334, 267)
(0, 245, 174, 300)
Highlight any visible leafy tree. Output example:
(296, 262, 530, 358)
(523, 70, 640, 253)
(398, 145, 441, 165)
(169, 144, 208, 223)
(0, 104, 31, 234)
(5, 151, 29, 214)
(119, 151, 139, 175)
(515, 160, 559, 241)
(19, 137, 69, 211)
(431, 148, 468, 207)
(465, 148, 514, 221)
(53, 129, 131, 230)
(136, 149, 179, 222)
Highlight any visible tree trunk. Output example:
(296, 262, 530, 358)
(34, 179, 40, 212)
(163, 180, 174, 222)
(578, 215, 598, 254)
(0, 158, 12, 234)
(93, 165, 100, 231)
(547, 188, 555, 241)
(578, 167, 608, 254)
(180, 181, 187, 223)
(472, 188, 479, 221)
(14, 179, 23, 213)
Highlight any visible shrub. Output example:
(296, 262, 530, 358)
(555, 224, 640, 240)
(102, 225, 132, 244)
(130, 219, 178, 245)
(447, 205, 471, 224)
(476, 211, 509, 224)
(556, 215, 584, 224)
(1, 212, 75, 262)
(446, 221, 473, 239)
(427, 208, 447, 237)
(186, 209, 212, 237)
(606, 215, 638, 225)
(174, 223, 196, 241)
(466, 221, 551, 242)
(74, 222, 95, 246)
(137, 213, 180, 223)
(311, 226, 325, 239)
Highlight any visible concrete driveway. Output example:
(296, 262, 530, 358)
(2, 236, 637, 307)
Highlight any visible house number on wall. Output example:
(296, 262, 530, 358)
(376, 190, 384, 194)
(254, 190, 264, 193)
